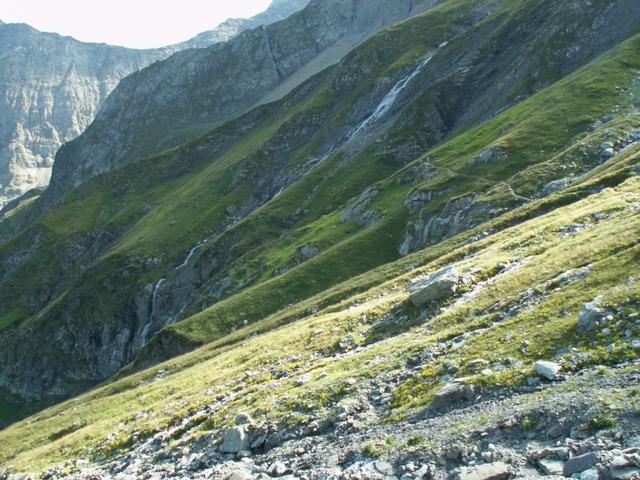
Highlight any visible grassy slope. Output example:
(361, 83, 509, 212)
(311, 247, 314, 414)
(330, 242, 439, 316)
(0, 0, 491, 392)
(1, 28, 639, 467)
(1, 150, 637, 472)
(155, 31, 640, 348)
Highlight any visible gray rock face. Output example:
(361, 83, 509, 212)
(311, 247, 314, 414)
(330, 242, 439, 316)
(341, 187, 380, 226)
(0, 23, 166, 208)
(409, 267, 461, 306)
(398, 195, 495, 256)
(0, 0, 309, 209)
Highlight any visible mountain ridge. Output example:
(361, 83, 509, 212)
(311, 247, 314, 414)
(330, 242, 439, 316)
(0, 0, 310, 209)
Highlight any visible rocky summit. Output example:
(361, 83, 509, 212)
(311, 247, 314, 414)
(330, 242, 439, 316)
(1, 0, 640, 479)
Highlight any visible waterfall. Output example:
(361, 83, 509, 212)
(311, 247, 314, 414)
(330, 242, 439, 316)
(175, 243, 205, 270)
(150, 278, 165, 321)
(142, 278, 166, 345)
(348, 55, 433, 140)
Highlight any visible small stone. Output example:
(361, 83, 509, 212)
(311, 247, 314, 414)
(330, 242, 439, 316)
(548, 423, 566, 438)
(267, 461, 290, 477)
(625, 436, 640, 448)
(534, 360, 562, 381)
(564, 452, 599, 476)
(577, 299, 607, 334)
(602, 147, 615, 158)
(300, 244, 319, 258)
(297, 373, 313, 386)
(526, 376, 542, 387)
(456, 462, 511, 480)
(250, 434, 267, 449)
(611, 457, 631, 469)
(544, 178, 570, 196)
(430, 383, 475, 411)
(611, 467, 640, 480)
(415, 465, 431, 478)
(236, 450, 251, 459)
(539, 459, 565, 476)
(226, 470, 252, 480)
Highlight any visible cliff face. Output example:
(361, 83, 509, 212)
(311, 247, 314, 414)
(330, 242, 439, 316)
(0, 0, 309, 209)
(0, 23, 166, 208)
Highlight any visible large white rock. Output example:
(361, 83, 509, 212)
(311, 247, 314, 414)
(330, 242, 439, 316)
(409, 267, 461, 306)
(534, 360, 562, 381)
(220, 426, 250, 453)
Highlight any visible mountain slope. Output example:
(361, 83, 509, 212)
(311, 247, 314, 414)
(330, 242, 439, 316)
(1, 51, 639, 474)
(0, 0, 447, 409)
(0, 0, 309, 209)
(1, 0, 640, 415)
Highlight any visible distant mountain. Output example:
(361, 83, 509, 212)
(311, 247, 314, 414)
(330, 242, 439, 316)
(0, 0, 309, 209)
(45, 0, 437, 199)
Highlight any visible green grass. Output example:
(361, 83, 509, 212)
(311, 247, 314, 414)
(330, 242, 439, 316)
(1, 162, 638, 472)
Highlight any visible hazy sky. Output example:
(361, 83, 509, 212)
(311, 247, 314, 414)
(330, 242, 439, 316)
(1, 0, 273, 48)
